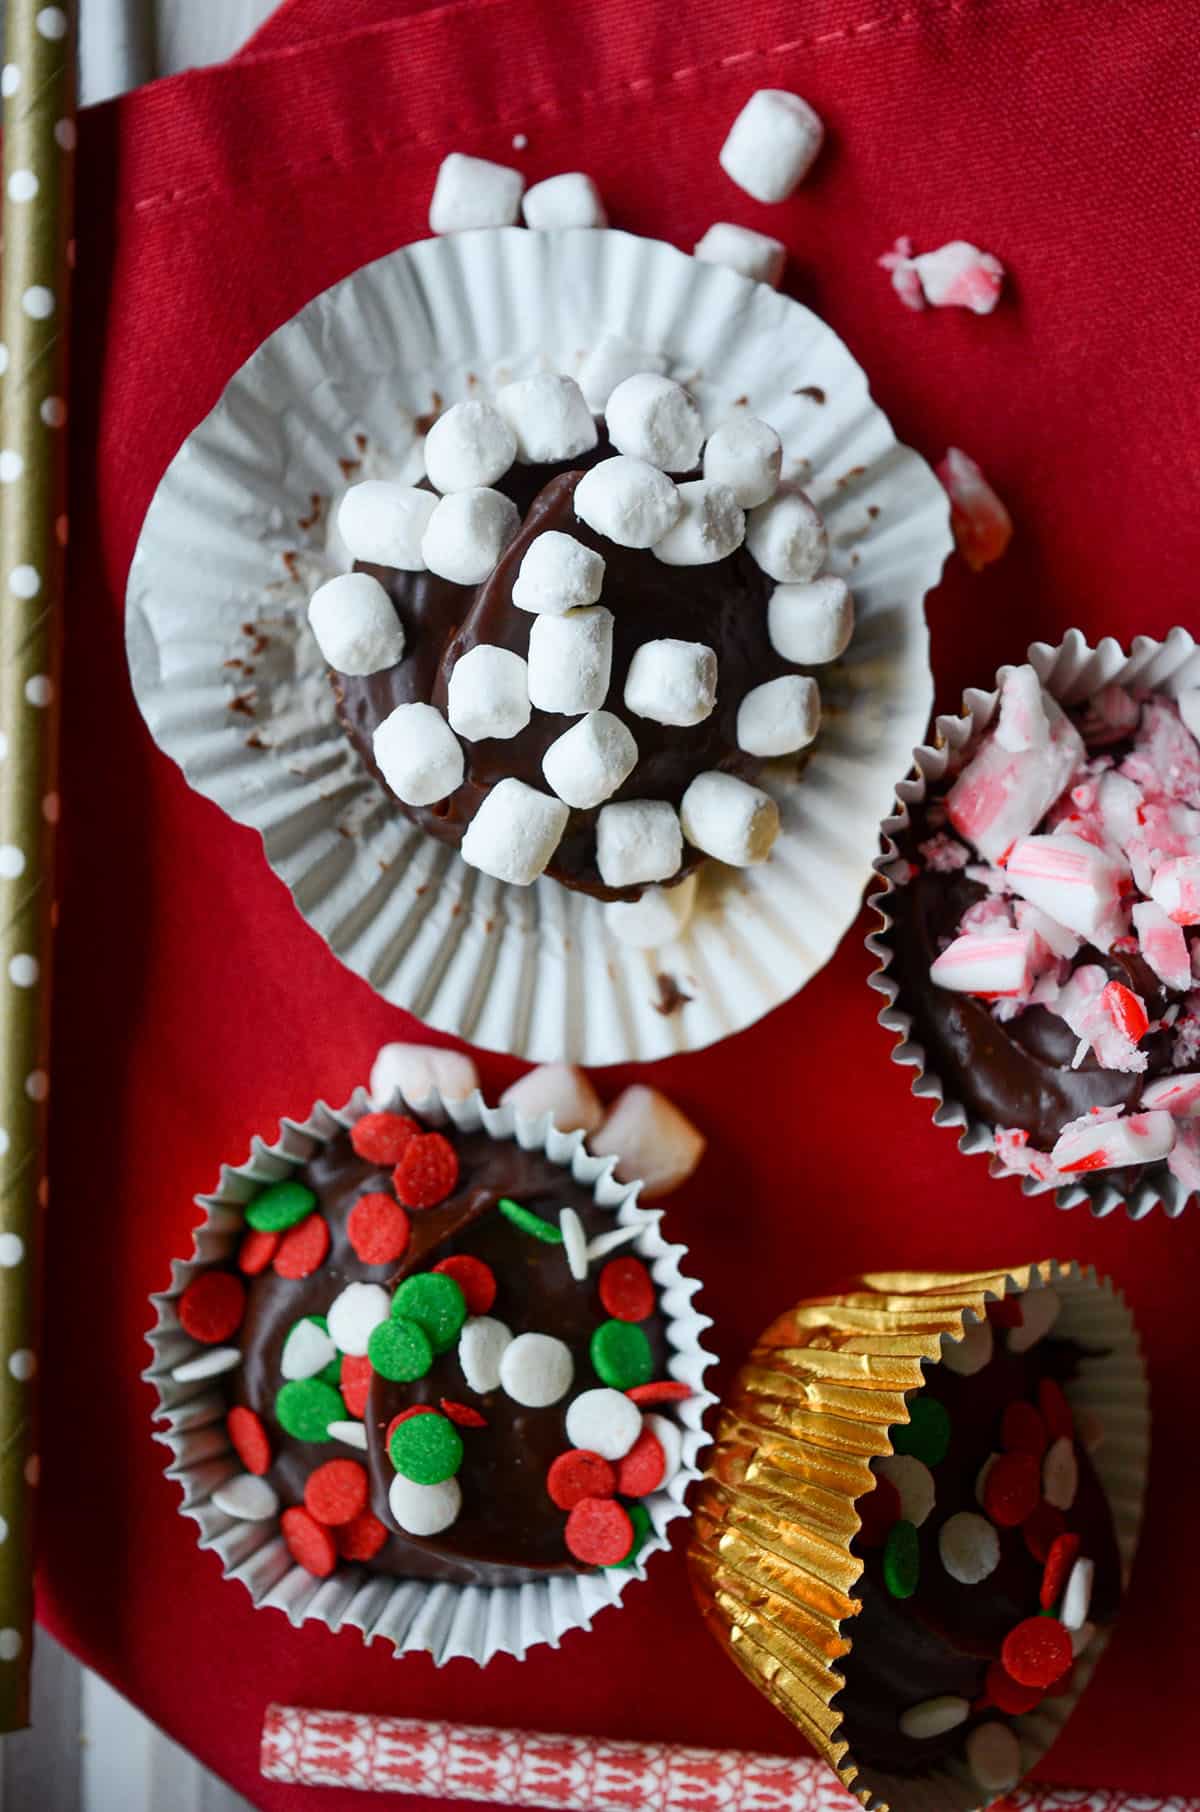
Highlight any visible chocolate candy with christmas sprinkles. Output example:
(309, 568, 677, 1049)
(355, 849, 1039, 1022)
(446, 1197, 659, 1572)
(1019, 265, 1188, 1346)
(275, 1378, 344, 1443)
(498, 1196, 563, 1244)
(368, 1316, 434, 1383)
(591, 1318, 653, 1389)
(391, 1273, 467, 1354)
(347, 1193, 411, 1266)
(389, 1411, 464, 1484)
(245, 1178, 316, 1232)
(599, 1256, 655, 1323)
(547, 1449, 617, 1510)
(178, 1271, 245, 1344)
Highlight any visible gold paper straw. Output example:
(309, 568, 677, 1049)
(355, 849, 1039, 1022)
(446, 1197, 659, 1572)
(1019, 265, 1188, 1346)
(0, 0, 74, 1732)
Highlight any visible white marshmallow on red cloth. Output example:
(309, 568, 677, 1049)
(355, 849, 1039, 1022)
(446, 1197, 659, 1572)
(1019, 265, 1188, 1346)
(542, 710, 638, 809)
(966, 1724, 1022, 1796)
(280, 1318, 338, 1381)
(389, 1473, 461, 1536)
(512, 531, 605, 615)
(876, 1455, 935, 1527)
(212, 1475, 279, 1521)
(499, 1331, 574, 1407)
(719, 88, 824, 202)
(645, 1413, 683, 1488)
(423, 400, 517, 493)
(745, 488, 827, 584)
(737, 675, 820, 758)
(681, 770, 779, 866)
(521, 172, 607, 229)
(940, 1315, 993, 1376)
(937, 447, 1013, 572)
(527, 607, 613, 714)
(447, 644, 530, 742)
(767, 576, 854, 665)
(703, 415, 782, 509)
(624, 638, 717, 727)
(938, 1510, 1001, 1584)
(897, 1697, 970, 1742)
(565, 1388, 642, 1460)
(947, 673, 1085, 860)
(1151, 855, 1200, 924)
(1132, 898, 1192, 991)
(326, 1282, 391, 1356)
(574, 456, 682, 548)
(500, 1064, 604, 1135)
(577, 336, 669, 411)
(1050, 1108, 1176, 1175)
(173, 1348, 240, 1382)
(883, 238, 1005, 314)
(1007, 1286, 1060, 1353)
(653, 480, 745, 566)
(606, 374, 704, 474)
(460, 777, 569, 884)
(1141, 1071, 1200, 1115)
(370, 1041, 480, 1107)
(496, 373, 597, 464)
(929, 929, 1037, 997)
(559, 1207, 588, 1282)
(590, 1083, 705, 1199)
(336, 481, 438, 568)
(372, 701, 464, 806)
(429, 153, 524, 233)
(596, 799, 683, 888)
(604, 874, 697, 948)
(1005, 832, 1129, 949)
(1062, 1556, 1094, 1629)
(307, 572, 405, 677)
(694, 222, 786, 287)
(421, 486, 519, 584)
(458, 1316, 513, 1394)
(1042, 1435, 1079, 1511)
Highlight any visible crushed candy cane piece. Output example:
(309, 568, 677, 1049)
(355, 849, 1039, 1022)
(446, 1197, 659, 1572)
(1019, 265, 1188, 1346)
(1144, 1071, 1200, 1115)
(880, 237, 1004, 314)
(877, 236, 926, 311)
(1166, 1120, 1200, 1192)
(936, 448, 1013, 572)
(995, 663, 1050, 753)
(1121, 696, 1200, 809)
(1151, 855, 1200, 925)
(930, 930, 1036, 997)
(1050, 1109, 1175, 1174)
(1013, 899, 1081, 963)
(947, 678, 1084, 860)
(1132, 899, 1192, 991)
(1004, 832, 1128, 950)
(992, 1127, 1063, 1186)
(918, 833, 970, 871)
(1079, 683, 1140, 747)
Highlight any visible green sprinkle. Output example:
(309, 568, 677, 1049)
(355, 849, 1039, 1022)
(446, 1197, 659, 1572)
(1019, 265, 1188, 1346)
(389, 1411, 464, 1484)
(590, 1318, 653, 1390)
(891, 1396, 951, 1467)
(246, 1179, 317, 1233)
(391, 1273, 467, 1354)
(606, 1501, 653, 1570)
(369, 1316, 434, 1382)
(498, 1197, 563, 1244)
(275, 1378, 344, 1443)
(883, 1519, 920, 1599)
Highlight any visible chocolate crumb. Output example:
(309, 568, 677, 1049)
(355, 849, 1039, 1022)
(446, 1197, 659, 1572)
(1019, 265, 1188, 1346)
(297, 493, 324, 532)
(795, 385, 826, 404)
(281, 551, 300, 581)
(336, 825, 353, 839)
(653, 972, 693, 1016)
(732, 395, 749, 408)
(337, 457, 361, 479)
(414, 391, 444, 435)
(229, 692, 257, 718)
(867, 505, 880, 519)
(354, 432, 368, 453)
(837, 465, 867, 487)
(245, 732, 267, 750)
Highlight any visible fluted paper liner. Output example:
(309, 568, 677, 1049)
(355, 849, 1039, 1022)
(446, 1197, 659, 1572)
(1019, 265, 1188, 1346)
(126, 226, 948, 1064)
(867, 625, 1200, 1218)
(146, 1083, 718, 1665)
(688, 1263, 1148, 1812)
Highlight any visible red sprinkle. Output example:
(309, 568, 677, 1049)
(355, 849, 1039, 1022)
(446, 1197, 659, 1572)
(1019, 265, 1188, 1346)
(616, 1427, 666, 1497)
(281, 1505, 338, 1578)
(984, 1661, 1045, 1716)
(983, 1451, 1041, 1527)
(393, 1133, 459, 1210)
(350, 1112, 420, 1166)
(432, 1253, 497, 1316)
(599, 1256, 656, 1323)
(272, 1212, 330, 1280)
(1023, 1501, 1068, 1563)
(1040, 1532, 1082, 1610)
(237, 1228, 280, 1276)
(385, 1406, 436, 1451)
(1038, 1377, 1075, 1443)
(626, 1381, 692, 1406)
(347, 1193, 411, 1267)
(227, 1406, 271, 1476)
(178, 1271, 246, 1344)
(856, 1474, 902, 1549)
(304, 1459, 369, 1527)
(336, 1509, 389, 1562)
(440, 1399, 487, 1429)
(988, 1296, 1024, 1330)
(547, 1449, 617, 1511)
(1002, 1401, 1048, 1459)
(1102, 980, 1149, 1043)
(1002, 1615, 1073, 1689)
(340, 1354, 374, 1421)
(564, 1496, 634, 1566)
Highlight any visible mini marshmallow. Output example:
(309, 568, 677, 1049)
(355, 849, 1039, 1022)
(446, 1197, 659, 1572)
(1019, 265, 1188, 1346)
(596, 799, 683, 889)
(1005, 833, 1129, 948)
(326, 1282, 391, 1356)
(280, 1318, 338, 1381)
(1061, 1556, 1094, 1630)
(1151, 855, 1200, 924)
(429, 152, 523, 233)
(948, 688, 1085, 862)
(370, 1041, 480, 1108)
(447, 644, 531, 742)
(211, 1475, 279, 1521)
(389, 1472, 461, 1536)
(522, 172, 607, 230)
(328, 1420, 368, 1450)
(604, 874, 697, 948)
(172, 1347, 240, 1382)
(373, 701, 464, 806)
(737, 674, 820, 757)
(625, 638, 718, 727)
(458, 1316, 513, 1394)
(574, 456, 682, 548)
(746, 488, 828, 584)
(1043, 1435, 1079, 1511)
(606, 374, 704, 473)
(941, 1316, 993, 1376)
(336, 481, 438, 569)
(423, 399, 517, 493)
(1051, 1109, 1176, 1175)
(680, 770, 779, 866)
(1008, 1287, 1060, 1353)
(719, 89, 824, 202)
(590, 1083, 706, 1199)
(577, 336, 669, 412)
(938, 1510, 1000, 1585)
(703, 415, 782, 508)
(499, 1331, 575, 1407)
(496, 373, 597, 464)
(930, 930, 1037, 997)
(308, 572, 406, 677)
(966, 1724, 1022, 1796)
(512, 531, 605, 615)
(500, 1064, 605, 1135)
(768, 576, 854, 664)
(559, 1207, 589, 1281)
(645, 1413, 684, 1488)
(527, 607, 613, 714)
(876, 1455, 935, 1527)
(542, 710, 638, 809)
(421, 487, 519, 584)
(897, 1697, 970, 1742)
(460, 777, 569, 884)
(565, 1387, 642, 1460)
(694, 222, 786, 287)
(653, 481, 745, 566)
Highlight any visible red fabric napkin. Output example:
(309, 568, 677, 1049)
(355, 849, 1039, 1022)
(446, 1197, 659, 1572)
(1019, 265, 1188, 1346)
(40, 2, 1200, 1808)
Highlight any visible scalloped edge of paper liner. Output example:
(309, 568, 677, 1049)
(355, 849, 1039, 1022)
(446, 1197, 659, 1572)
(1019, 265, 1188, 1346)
(144, 1081, 718, 1666)
(865, 624, 1200, 1219)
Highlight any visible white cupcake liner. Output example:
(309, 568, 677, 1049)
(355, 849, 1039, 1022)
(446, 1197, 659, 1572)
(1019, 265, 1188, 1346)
(126, 226, 949, 1064)
(144, 1081, 718, 1666)
(867, 625, 1200, 1220)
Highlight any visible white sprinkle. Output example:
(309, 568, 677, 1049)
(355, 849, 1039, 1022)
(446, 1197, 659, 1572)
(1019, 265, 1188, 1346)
(8, 955, 37, 988)
(280, 1317, 337, 1381)
(389, 1472, 461, 1535)
(0, 1516, 7, 1543)
(897, 1695, 971, 1741)
(36, 7, 69, 40)
(1008, 1285, 1061, 1353)
(1, 67, 19, 98)
(966, 1722, 1022, 1794)
(0, 1630, 21, 1662)
(25, 674, 52, 706)
(24, 1071, 46, 1103)
(458, 1316, 513, 1394)
(512, 133, 528, 150)
(327, 1419, 369, 1451)
(0, 1235, 23, 1267)
(1043, 1434, 1079, 1510)
(499, 1331, 574, 1407)
(0, 451, 23, 484)
(1061, 1556, 1094, 1629)
(974, 1453, 1000, 1506)
(6, 171, 37, 204)
(875, 1455, 935, 1527)
(172, 1346, 239, 1383)
(10, 567, 40, 599)
(0, 846, 24, 878)
(212, 1474, 279, 1521)
(326, 1282, 390, 1356)
(21, 287, 54, 321)
(645, 1413, 683, 1488)
(560, 1207, 588, 1281)
(54, 119, 75, 151)
(39, 396, 66, 428)
(938, 1511, 1000, 1585)
(565, 1387, 642, 1460)
(584, 1221, 647, 1262)
(940, 1315, 993, 1376)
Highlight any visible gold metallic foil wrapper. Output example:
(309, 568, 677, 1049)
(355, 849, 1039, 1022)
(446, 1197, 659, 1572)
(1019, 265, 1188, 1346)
(688, 1262, 1149, 1812)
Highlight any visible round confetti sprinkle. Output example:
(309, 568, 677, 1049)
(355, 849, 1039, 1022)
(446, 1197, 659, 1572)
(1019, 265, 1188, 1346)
(227, 1406, 272, 1476)
(855, 1473, 902, 1549)
(0, 1235, 23, 1268)
(350, 1111, 419, 1166)
(5, 172, 35, 204)
(938, 1511, 1000, 1585)
(606, 1501, 653, 1570)
(591, 1318, 653, 1390)
(882, 1519, 920, 1599)
(245, 1178, 317, 1232)
(546, 1449, 617, 1510)
(275, 1378, 344, 1443)
(432, 1253, 496, 1316)
(304, 1459, 370, 1526)
(8, 954, 37, 986)
(615, 1426, 666, 1497)
(385, 1406, 437, 1450)
(1040, 1532, 1082, 1610)
(440, 1399, 487, 1428)
(368, 1316, 433, 1382)
(21, 287, 54, 320)
(0, 846, 23, 878)
(1002, 1400, 1048, 1459)
(339, 1354, 374, 1420)
(983, 1451, 1041, 1527)
(876, 1454, 936, 1528)
(0, 451, 23, 482)
(347, 1192, 411, 1266)
(498, 1196, 563, 1243)
(393, 1132, 459, 1209)
(273, 1212, 330, 1280)
(626, 1380, 692, 1406)
(10, 568, 39, 601)
(0, 1630, 21, 1661)
(238, 1227, 280, 1276)
(1038, 1376, 1074, 1443)
(565, 1496, 634, 1566)
(599, 1256, 655, 1322)
(36, 7, 69, 41)
(391, 1273, 467, 1353)
(1002, 1616, 1073, 1689)
(178, 1271, 245, 1344)
(892, 1396, 951, 1467)
(1023, 1501, 1067, 1563)
(1, 67, 18, 98)
(389, 1410, 463, 1484)
(213, 1475, 283, 1520)
(336, 1509, 388, 1562)
(280, 1505, 337, 1578)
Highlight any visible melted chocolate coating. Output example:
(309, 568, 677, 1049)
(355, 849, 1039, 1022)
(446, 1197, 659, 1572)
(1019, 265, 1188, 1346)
(229, 1126, 668, 1587)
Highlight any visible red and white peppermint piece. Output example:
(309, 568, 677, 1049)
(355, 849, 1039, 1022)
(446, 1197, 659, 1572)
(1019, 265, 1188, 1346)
(936, 448, 1014, 574)
(995, 664, 1050, 753)
(1168, 1120, 1200, 1192)
(910, 241, 1004, 313)
(1142, 1071, 1200, 1116)
(966, 1722, 1022, 1794)
(1151, 855, 1200, 926)
(941, 1315, 993, 1376)
(1005, 833, 1129, 951)
(938, 1511, 1000, 1585)
(1042, 1436, 1079, 1511)
(897, 1695, 970, 1740)
(930, 929, 1036, 998)
(876, 1455, 936, 1528)
(947, 679, 1083, 860)
(1132, 899, 1193, 992)
(1051, 1109, 1176, 1175)
(1008, 1286, 1060, 1354)
(878, 237, 925, 311)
